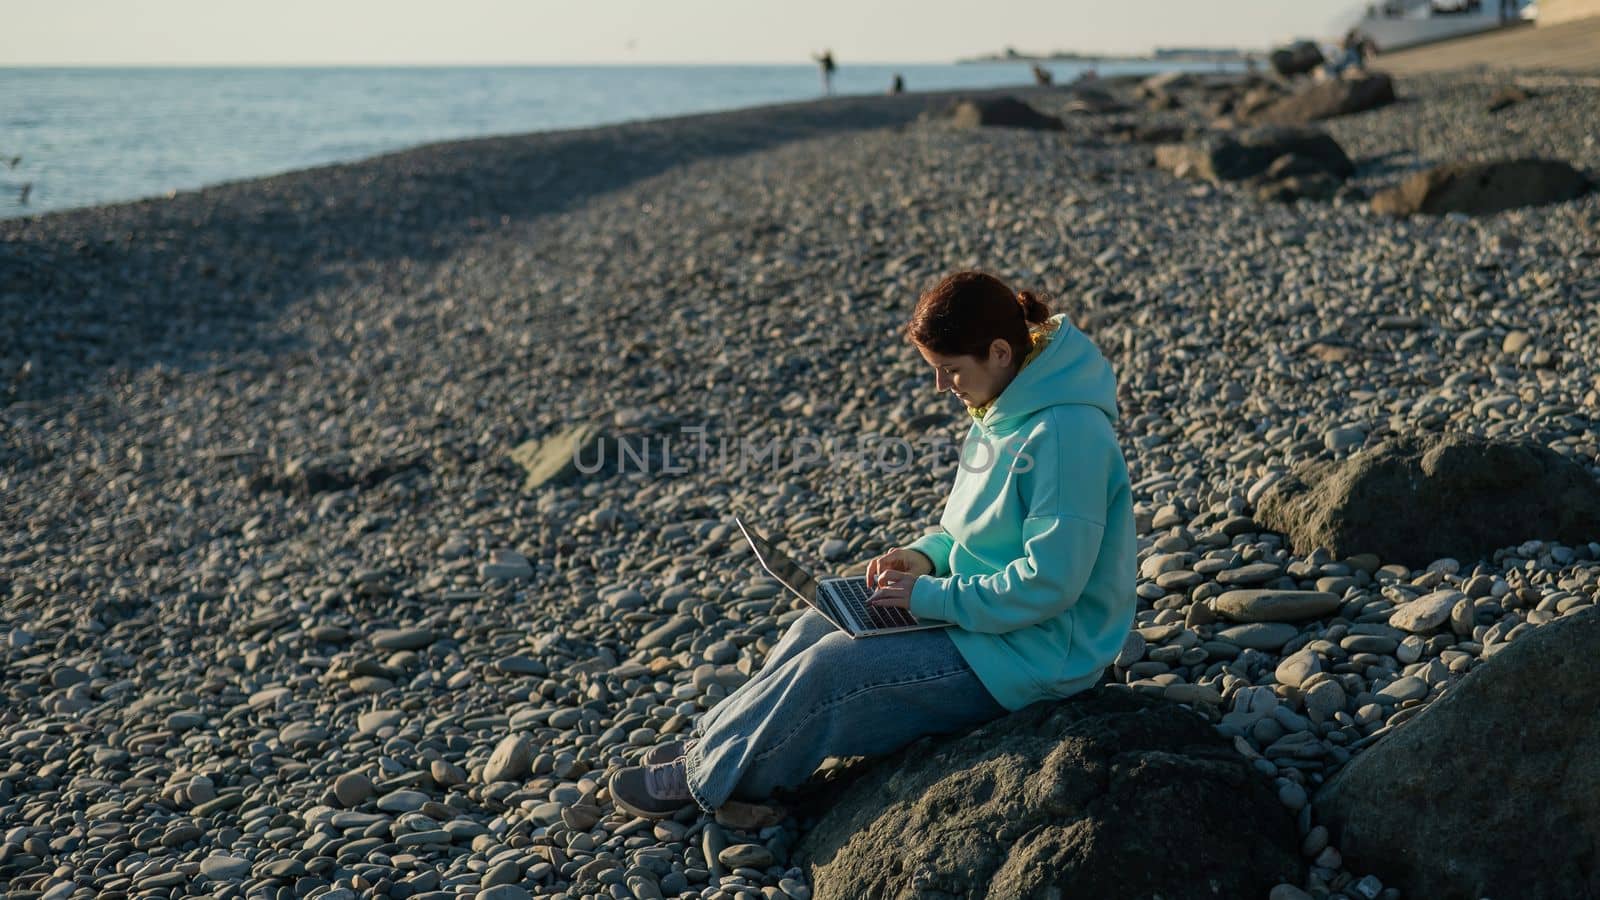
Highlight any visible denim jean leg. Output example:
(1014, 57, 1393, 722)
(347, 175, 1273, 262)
(685, 608, 836, 742)
(681, 625, 1006, 812)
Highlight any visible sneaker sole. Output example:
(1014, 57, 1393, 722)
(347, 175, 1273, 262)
(610, 782, 693, 820)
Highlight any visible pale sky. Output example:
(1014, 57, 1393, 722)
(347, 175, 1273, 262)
(3, 0, 1369, 65)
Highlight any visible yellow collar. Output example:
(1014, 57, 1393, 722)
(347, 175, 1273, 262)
(967, 321, 1058, 422)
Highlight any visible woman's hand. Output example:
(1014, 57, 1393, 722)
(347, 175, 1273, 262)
(866, 569, 920, 609)
(866, 546, 933, 588)
(865, 547, 933, 609)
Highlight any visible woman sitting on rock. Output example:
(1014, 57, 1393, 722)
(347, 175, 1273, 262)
(608, 270, 1137, 820)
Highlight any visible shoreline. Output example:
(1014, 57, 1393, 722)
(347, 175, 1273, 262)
(0, 60, 1231, 223)
(0, 83, 1055, 225)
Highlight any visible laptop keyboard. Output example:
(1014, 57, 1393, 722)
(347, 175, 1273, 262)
(833, 578, 918, 630)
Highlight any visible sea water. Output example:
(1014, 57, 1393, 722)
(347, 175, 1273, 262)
(0, 61, 1242, 219)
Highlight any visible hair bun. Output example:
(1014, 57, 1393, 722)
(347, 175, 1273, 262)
(1016, 290, 1052, 325)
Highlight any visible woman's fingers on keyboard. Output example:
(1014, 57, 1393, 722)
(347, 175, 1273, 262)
(867, 571, 911, 608)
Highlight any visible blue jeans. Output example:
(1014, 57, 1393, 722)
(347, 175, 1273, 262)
(681, 608, 1009, 812)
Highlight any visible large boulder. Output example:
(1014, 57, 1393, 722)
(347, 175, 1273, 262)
(1270, 41, 1325, 77)
(1256, 431, 1600, 568)
(946, 97, 1063, 130)
(1316, 607, 1600, 900)
(792, 689, 1303, 900)
(1371, 158, 1592, 216)
(1155, 127, 1354, 183)
(1249, 73, 1396, 125)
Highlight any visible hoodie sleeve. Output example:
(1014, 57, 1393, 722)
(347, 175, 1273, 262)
(904, 528, 954, 578)
(908, 411, 1111, 634)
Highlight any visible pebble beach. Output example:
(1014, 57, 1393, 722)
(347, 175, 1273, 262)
(3, 71, 1599, 900)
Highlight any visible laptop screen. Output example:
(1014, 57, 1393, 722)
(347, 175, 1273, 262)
(735, 517, 819, 604)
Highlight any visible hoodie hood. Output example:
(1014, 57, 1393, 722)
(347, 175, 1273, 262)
(975, 313, 1119, 436)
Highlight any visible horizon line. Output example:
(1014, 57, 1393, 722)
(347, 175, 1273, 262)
(0, 52, 1244, 69)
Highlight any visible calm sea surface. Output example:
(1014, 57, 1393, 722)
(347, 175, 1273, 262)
(0, 62, 1241, 219)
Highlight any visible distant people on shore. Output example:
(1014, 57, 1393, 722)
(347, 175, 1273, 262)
(1327, 28, 1375, 77)
(889, 73, 905, 95)
(1031, 63, 1054, 86)
(814, 50, 836, 95)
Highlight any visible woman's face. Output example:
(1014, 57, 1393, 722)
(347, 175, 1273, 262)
(916, 339, 1015, 410)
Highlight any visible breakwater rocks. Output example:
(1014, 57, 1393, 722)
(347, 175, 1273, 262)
(3, 72, 1599, 899)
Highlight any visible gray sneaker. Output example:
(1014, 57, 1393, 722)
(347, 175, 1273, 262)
(640, 738, 698, 766)
(609, 758, 694, 819)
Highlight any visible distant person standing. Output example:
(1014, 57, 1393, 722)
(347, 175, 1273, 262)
(1330, 28, 1372, 76)
(1031, 63, 1054, 86)
(814, 49, 836, 95)
(889, 73, 905, 95)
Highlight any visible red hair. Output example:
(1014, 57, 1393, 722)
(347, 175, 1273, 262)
(903, 271, 1052, 369)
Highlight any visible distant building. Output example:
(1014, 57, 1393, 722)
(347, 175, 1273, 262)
(1152, 47, 1253, 59)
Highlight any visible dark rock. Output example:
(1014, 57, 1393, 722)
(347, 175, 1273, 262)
(1208, 80, 1287, 121)
(1207, 95, 1237, 118)
(1250, 74, 1397, 125)
(1156, 127, 1353, 183)
(1270, 41, 1325, 77)
(1335, 182, 1369, 205)
(1371, 158, 1591, 217)
(1255, 173, 1343, 204)
(1266, 153, 1337, 180)
(1119, 123, 1189, 144)
(251, 452, 427, 497)
(1487, 85, 1531, 112)
(1316, 607, 1600, 900)
(1061, 88, 1134, 116)
(1234, 85, 1286, 120)
(792, 689, 1302, 900)
(945, 97, 1063, 131)
(1256, 431, 1600, 568)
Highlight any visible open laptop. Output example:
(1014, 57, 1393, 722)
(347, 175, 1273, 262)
(734, 515, 952, 638)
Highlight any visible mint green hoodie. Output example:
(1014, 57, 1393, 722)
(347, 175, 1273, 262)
(906, 313, 1136, 712)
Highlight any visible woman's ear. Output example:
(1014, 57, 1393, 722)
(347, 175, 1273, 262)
(990, 338, 1012, 368)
